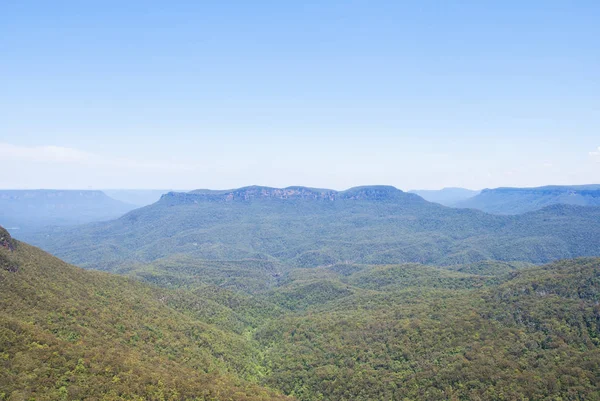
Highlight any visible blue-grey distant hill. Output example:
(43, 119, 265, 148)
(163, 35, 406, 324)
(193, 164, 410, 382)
(0, 190, 136, 232)
(102, 189, 173, 207)
(455, 185, 600, 214)
(409, 187, 479, 206)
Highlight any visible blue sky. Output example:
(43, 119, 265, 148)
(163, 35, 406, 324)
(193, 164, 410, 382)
(1, 1, 599, 190)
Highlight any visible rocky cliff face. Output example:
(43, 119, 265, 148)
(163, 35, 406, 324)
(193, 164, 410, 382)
(0, 226, 15, 252)
(0, 226, 18, 272)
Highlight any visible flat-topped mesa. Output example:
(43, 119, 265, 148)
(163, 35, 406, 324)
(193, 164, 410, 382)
(159, 185, 410, 205)
(337, 185, 404, 200)
(194, 186, 338, 200)
(0, 226, 15, 252)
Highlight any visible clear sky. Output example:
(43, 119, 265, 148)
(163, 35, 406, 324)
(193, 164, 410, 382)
(1, 1, 599, 190)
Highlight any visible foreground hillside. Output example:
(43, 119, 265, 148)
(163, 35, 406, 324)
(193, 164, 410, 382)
(456, 184, 600, 214)
(0, 226, 291, 401)
(25, 186, 600, 272)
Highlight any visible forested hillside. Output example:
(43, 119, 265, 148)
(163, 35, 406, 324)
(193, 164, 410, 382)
(256, 258, 600, 400)
(0, 226, 291, 401)
(23, 186, 600, 273)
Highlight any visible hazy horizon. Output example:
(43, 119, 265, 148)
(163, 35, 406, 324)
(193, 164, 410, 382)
(1, 183, 599, 193)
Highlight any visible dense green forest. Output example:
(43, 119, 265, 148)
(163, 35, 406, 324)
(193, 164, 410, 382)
(257, 259, 600, 400)
(0, 226, 290, 401)
(3, 223, 600, 400)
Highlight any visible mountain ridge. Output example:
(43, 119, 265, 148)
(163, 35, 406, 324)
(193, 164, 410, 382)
(456, 184, 600, 214)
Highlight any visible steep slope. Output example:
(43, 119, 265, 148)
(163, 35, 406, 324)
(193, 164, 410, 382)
(456, 184, 600, 214)
(0, 226, 291, 400)
(0, 190, 136, 233)
(27, 186, 600, 272)
(409, 187, 480, 206)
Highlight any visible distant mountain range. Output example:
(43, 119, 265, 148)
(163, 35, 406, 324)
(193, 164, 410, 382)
(24, 185, 600, 271)
(456, 184, 600, 214)
(0, 190, 136, 231)
(409, 187, 480, 206)
(4, 185, 600, 235)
